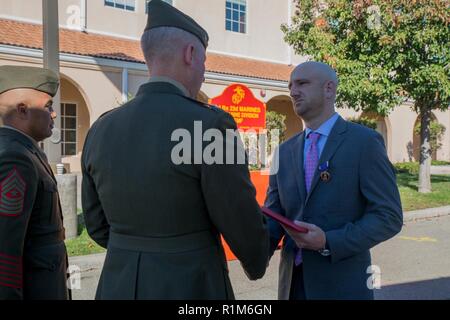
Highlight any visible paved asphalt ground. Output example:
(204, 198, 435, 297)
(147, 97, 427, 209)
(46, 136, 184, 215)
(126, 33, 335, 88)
(69, 214, 450, 300)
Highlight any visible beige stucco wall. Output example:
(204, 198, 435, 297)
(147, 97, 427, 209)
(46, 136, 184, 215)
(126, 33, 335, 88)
(58, 66, 122, 172)
(434, 109, 450, 161)
(1, 0, 81, 27)
(178, 0, 291, 62)
(60, 77, 90, 154)
(61, 66, 122, 122)
(1, 0, 300, 63)
(267, 96, 303, 139)
(340, 105, 450, 163)
(60, 65, 123, 172)
(389, 104, 424, 163)
(86, 0, 147, 38)
(1, 0, 43, 22)
(59, 78, 90, 172)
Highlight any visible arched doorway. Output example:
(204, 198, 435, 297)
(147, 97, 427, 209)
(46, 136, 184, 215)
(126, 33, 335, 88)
(361, 111, 392, 158)
(266, 95, 303, 140)
(412, 113, 439, 162)
(59, 75, 91, 173)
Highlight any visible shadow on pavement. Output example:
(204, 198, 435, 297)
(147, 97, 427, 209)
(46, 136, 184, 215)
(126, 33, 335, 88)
(376, 277, 450, 300)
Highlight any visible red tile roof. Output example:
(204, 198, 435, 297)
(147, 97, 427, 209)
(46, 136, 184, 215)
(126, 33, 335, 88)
(0, 18, 293, 82)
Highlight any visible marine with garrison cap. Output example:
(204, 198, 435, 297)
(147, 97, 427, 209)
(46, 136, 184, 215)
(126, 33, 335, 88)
(82, 0, 269, 299)
(0, 65, 70, 300)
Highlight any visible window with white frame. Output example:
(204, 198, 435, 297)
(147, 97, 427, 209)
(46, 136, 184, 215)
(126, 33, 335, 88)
(146, 0, 173, 14)
(105, 0, 136, 12)
(226, 0, 247, 34)
(61, 103, 77, 156)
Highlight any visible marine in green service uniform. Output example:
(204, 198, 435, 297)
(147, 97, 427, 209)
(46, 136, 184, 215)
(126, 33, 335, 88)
(0, 66, 70, 300)
(82, 0, 270, 299)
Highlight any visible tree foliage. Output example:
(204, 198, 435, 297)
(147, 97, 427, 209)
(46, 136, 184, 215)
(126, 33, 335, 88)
(347, 116, 378, 129)
(266, 110, 287, 144)
(414, 120, 446, 152)
(282, 0, 449, 115)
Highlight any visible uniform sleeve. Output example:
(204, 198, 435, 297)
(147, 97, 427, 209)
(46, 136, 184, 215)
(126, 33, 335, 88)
(0, 151, 38, 300)
(325, 132, 403, 263)
(81, 127, 110, 248)
(200, 112, 270, 280)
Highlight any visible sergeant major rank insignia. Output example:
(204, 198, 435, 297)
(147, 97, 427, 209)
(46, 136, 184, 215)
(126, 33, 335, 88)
(0, 167, 26, 217)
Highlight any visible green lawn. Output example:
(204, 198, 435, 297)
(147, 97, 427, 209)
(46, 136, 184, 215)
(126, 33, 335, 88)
(66, 172, 450, 257)
(65, 214, 105, 257)
(397, 173, 450, 211)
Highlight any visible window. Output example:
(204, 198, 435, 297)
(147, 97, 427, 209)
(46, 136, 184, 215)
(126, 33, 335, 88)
(226, 0, 246, 33)
(61, 103, 77, 156)
(105, 0, 136, 12)
(146, 0, 173, 14)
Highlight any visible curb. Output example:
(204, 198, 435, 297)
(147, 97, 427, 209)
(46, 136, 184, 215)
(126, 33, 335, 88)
(403, 205, 450, 222)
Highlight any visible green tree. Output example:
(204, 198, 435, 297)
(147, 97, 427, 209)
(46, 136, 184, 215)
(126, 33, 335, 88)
(282, 0, 449, 192)
(347, 116, 378, 129)
(266, 110, 287, 145)
(246, 111, 287, 171)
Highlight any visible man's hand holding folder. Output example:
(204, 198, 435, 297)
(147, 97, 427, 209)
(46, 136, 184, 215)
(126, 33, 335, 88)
(262, 207, 327, 251)
(261, 207, 308, 233)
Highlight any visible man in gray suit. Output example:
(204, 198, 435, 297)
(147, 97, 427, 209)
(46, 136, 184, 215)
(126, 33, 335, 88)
(264, 61, 403, 300)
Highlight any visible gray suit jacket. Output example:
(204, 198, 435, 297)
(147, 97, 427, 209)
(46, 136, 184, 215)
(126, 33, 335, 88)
(265, 116, 403, 300)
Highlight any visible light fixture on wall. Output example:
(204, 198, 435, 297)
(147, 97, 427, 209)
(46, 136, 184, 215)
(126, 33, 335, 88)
(260, 89, 266, 98)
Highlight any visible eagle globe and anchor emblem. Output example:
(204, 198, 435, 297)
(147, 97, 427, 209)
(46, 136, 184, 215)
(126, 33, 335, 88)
(231, 86, 246, 105)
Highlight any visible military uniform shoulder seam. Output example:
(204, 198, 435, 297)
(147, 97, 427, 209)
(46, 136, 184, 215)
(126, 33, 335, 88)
(181, 96, 220, 112)
(98, 108, 119, 119)
(0, 145, 33, 161)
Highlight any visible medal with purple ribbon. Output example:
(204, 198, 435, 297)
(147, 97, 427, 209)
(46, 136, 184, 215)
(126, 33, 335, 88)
(318, 161, 331, 182)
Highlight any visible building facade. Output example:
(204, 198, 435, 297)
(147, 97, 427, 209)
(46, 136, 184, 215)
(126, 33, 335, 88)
(0, 0, 449, 172)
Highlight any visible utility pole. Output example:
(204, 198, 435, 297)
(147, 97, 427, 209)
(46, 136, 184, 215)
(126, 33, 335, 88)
(42, 0, 62, 165)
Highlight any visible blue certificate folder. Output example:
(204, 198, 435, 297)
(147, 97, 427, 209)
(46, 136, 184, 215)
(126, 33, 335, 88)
(261, 207, 308, 233)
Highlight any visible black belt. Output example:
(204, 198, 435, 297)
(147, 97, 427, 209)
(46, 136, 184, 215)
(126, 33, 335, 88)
(108, 230, 218, 254)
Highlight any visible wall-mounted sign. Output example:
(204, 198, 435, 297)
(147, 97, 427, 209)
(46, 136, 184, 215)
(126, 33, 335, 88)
(209, 84, 266, 130)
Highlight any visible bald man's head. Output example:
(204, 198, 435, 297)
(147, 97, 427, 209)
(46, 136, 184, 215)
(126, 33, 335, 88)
(0, 88, 56, 142)
(289, 61, 339, 123)
(294, 61, 339, 86)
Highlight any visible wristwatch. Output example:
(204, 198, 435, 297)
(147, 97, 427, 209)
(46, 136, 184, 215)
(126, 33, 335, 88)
(318, 241, 331, 257)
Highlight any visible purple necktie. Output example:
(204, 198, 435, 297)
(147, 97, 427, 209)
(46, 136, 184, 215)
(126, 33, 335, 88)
(305, 132, 320, 193)
(295, 132, 320, 266)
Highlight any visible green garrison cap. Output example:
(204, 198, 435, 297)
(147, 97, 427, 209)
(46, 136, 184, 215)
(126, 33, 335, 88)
(145, 0, 209, 48)
(0, 66, 59, 96)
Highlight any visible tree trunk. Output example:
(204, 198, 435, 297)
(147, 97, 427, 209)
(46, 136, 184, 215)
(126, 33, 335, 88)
(418, 105, 432, 193)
